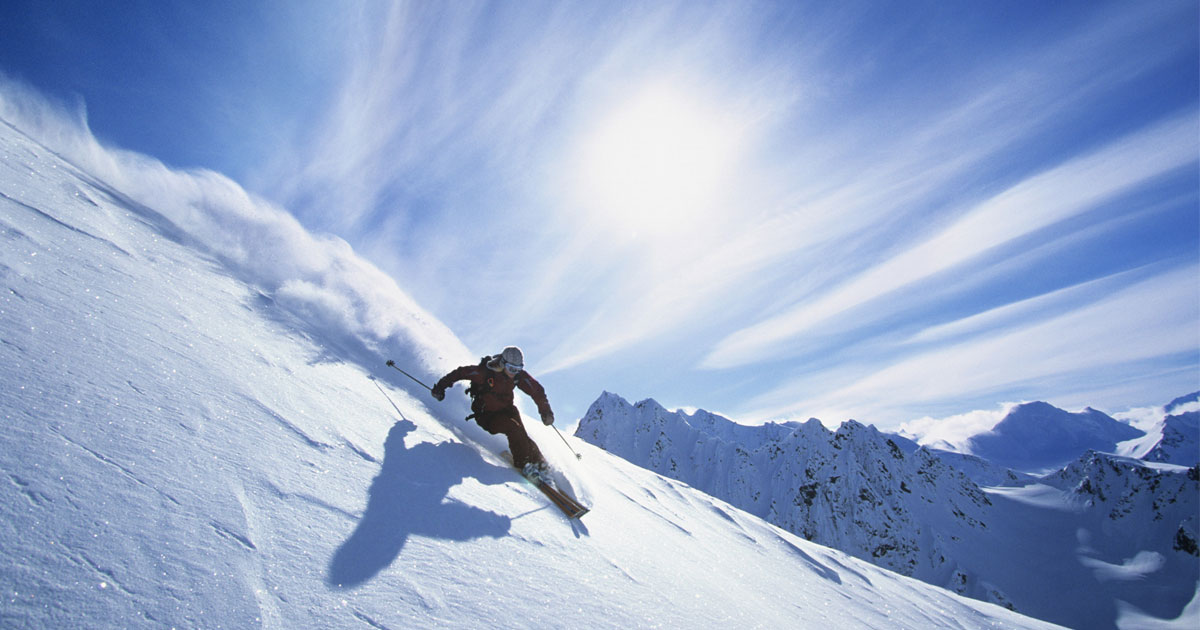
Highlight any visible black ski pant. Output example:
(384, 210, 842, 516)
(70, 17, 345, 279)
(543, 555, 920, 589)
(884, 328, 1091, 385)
(475, 406, 545, 469)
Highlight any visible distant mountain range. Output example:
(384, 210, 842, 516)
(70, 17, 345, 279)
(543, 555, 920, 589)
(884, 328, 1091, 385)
(576, 392, 1199, 630)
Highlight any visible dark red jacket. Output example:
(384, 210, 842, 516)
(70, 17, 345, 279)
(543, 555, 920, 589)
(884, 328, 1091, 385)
(435, 363, 552, 418)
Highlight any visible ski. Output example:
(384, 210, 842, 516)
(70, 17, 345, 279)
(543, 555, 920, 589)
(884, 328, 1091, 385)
(499, 451, 589, 518)
(530, 476, 590, 519)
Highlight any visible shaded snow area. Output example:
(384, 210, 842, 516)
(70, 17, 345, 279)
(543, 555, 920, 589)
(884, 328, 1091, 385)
(577, 393, 1200, 630)
(0, 118, 1067, 628)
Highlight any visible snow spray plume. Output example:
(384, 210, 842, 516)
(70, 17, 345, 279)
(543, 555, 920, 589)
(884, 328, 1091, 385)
(0, 75, 473, 410)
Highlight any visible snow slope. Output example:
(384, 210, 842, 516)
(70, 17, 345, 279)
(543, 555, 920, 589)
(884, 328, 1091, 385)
(577, 393, 1200, 630)
(0, 110, 1063, 628)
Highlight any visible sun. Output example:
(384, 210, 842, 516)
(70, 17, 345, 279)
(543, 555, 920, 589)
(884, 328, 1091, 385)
(573, 84, 742, 238)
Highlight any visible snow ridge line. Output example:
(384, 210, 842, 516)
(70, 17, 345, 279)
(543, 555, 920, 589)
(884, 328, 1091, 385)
(259, 478, 360, 522)
(54, 534, 145, 607)
(208, 520, 257, 552)
(7, 473, 49, 507)
(0, 189, 133, 258)
(239, 394, 334, 452)
(352, 610, 391, 630)
(51, 429, 182, 507)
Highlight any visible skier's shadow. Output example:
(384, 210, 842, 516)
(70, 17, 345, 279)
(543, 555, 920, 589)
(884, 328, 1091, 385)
(328, 419, 513, 589)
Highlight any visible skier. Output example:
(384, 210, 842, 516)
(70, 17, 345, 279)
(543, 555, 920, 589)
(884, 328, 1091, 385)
(431, 346, 555, 480)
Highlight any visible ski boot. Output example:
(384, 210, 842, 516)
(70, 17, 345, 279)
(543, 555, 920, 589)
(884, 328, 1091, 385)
(522, 461, 552, 486)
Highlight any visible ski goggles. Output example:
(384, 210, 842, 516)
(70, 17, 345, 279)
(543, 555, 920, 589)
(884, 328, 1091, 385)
(503, 360, 524, 374)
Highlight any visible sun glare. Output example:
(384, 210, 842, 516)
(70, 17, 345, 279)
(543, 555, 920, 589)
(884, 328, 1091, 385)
(574, 84, 742, 238)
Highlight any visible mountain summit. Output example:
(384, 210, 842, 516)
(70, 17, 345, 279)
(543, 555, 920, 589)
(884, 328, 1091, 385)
(964, 401, 1145, 472)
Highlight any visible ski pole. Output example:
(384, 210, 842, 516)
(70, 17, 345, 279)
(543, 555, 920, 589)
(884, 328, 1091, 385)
(385, 360, 432, 391)
(553, 425, 583, 460)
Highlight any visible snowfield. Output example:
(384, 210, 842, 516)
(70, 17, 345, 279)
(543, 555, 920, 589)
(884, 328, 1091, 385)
(0, 109, 1067, 628)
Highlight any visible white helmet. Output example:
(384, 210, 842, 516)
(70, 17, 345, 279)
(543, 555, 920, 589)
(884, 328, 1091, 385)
(500, 346, 524, 372)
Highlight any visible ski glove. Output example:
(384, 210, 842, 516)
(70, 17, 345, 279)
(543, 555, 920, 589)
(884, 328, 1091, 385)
(541, 411, 554, 426)
(431, 387, 445, 402)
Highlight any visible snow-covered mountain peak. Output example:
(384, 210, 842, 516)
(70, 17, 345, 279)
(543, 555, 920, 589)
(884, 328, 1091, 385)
(1148, 410, 1200, 464)
(1166, 391, 1200, 415)
(832, 418, 882, 443)
(964, 400, 1146, 472)
(1115, 392, 1200, 467)
(582, 392, 806, 452)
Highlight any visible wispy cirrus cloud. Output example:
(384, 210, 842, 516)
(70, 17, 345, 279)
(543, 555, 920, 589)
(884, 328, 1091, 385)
(0, 0, 1192, 429)
(746, 263, 1200, 426)
(541, 4, 1181, 365)
(239, 1, 1195, 422)
(702, 112, 1198, 370)
(528, 0, 1198, 381)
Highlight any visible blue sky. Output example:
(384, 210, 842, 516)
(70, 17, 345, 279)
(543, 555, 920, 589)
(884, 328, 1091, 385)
(2, 0, 1197, 429)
